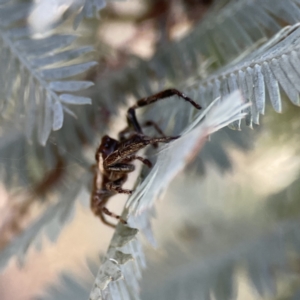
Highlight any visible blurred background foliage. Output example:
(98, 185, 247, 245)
(1, 0, 300, 299)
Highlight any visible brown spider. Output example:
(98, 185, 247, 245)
(91, 89, 201, 227)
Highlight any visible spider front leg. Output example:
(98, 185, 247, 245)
(131, 155, 152, 168)
(101, 207, 127, 225)
(119, 120, 165, 142)
(103, 175, 132, 225)
(118, 154, 152, 168)
(91, 190, 126, 227)
(104, 134, 179, 168)
(92, 182, 129, 226)
(142, 121, 166, 148)
(105, 180, 132, 195)
(143, 121, 166, 137)
(126, 88, 201, 134)
(99, 211, 119, 228)
(105, 158, 152, 172)
(104, 163, 135, 173)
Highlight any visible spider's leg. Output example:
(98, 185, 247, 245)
(102, 207, 127, 224)
(104, 135, 179, 167)
(146, 135, 180, 146)
(143, 121, 166, 137)
(105, 181, 133, 195)
(99, 212, 118, 228)
(118, 127, 131, 141)
(120, 155, 152, 168)
(127, 88, 201, 134)
(105, 175, 133, 195)
(130, 155, 152, 168)
(105, 163, 135, 173)
(92, 188, 127, 225)
(109, 155, 152, 168)
(91, 189, 111, 216)
(142, 120, 166, 148)
(119, 121, 165, 148)
(119, 121, 165, 142)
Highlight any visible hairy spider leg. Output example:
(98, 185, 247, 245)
(105, 174, 132, 195)
(118, 120, 166, 145)
(126, 88, 201, 134)
(91, 190, 118, 228)
(92, 176, 129, 227)
(105, 163, 135, 172)
(102, 207, 127, 224)
(99, 212, 117, 228)
(93, 193, 118, 228)
(142, 121, 166, 137)
(119, 120, 166, 148)
(131, 155, 152, 168)
(104, 157, 151, 186)
(103, 175, 130, 224)
(104, 135, 179, 168)
(142, 121, 166, 148)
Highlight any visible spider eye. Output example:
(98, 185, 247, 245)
(100, 135, 117, 155)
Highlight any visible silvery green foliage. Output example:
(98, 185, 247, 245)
(3, 0, 300, 299)
(89, 226, 143, 300)
(139, 174, 300, 300)
(35, 273, 92, 300)
(90, 0, 300, 133)
(127, 92, 249, 215)
(0, 1, 97, 146)
(71, 0, 126, 30)
(29, 0, 122, 32)
(83, 1, 300, 299)
(181, 0, 300, 67)
(0, 124, 91, 189)
(144, 3, 300, 129)
(34, 189, 300, 300)
(0, 0, 131, 276)
(86, 92, 250, 300)
(0, 162, 88, 271)
(141, 221, 300, 300)
(195, 22, 300, 128)
(35, 211, 152, 300)
(73, 0, 108, 29)
(33, 218, 300, 300)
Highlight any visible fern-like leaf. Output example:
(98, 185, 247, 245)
(0, 2, 97, 145)
(29, 0, 124, 32)
(178, 0, 300, 67)
(190, 23, 300, 127)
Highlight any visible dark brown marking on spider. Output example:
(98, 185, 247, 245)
(91, 88, 201, 227)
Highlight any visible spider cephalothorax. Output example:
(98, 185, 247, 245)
(91, 89, 201, 227)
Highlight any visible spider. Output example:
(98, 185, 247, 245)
(91, 89, 201, 227)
